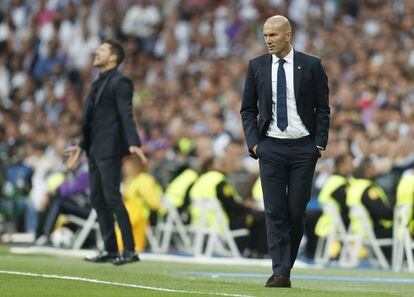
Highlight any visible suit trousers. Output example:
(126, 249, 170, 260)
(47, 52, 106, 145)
(88, 156, 135, 253)
(43, 195, 90, 237)
(257, 136, 318, 277)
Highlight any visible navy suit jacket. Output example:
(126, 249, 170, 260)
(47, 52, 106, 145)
(240, 50, 330, 159)
(80, 69, 141, 159)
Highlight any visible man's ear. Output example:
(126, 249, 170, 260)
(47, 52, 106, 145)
(109, 53, 118, 64)
(286, 31, 291, 41)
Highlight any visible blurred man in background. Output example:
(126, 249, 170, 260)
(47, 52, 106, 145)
(65, 40, 147, 265)
(349, 159, 393, 239)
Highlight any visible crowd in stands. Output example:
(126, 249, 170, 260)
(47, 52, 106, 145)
(1, 0, 414, 258)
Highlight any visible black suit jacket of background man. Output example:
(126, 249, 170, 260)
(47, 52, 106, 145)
(78, 68, 141, 253)
(80, 69, 141, 159)
(240, 50, 330, 159)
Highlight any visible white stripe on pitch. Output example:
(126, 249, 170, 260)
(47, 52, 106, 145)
(0, 270, 252, 297)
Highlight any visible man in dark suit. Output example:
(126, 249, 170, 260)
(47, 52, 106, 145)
(66, 40, 147, 265)
(240, 15, 330, 287)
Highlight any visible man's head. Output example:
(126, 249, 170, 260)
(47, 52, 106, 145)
(93, 39, 125, 71)
(122, 155, 147, 177)
(263, 15, 292, 57)
(335, 153, 354, 177)
(354, 158, 377, 179)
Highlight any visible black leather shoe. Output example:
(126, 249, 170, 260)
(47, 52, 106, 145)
(265, 274, 291, 288)
(112, 251, 140, 266)
(84, 251, 117, 263)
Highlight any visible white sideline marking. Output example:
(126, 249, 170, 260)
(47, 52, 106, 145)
(0, 270, 252, 297)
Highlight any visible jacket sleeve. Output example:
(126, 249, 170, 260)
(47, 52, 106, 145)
(361, 186, 393, 221)
(216, 181, 248, 215)
(79, 137, 85, 150)
(57, 172, 90, 198)
(312, 58, 330, 149)
(331, 184, 350, 227)
(240, 60, 259, 158)
(114, 76, 141, 147)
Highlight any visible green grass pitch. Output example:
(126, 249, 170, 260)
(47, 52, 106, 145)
(0, 246, 413, 297)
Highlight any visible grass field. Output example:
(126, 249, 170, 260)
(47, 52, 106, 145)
(0, 245, 413, 297)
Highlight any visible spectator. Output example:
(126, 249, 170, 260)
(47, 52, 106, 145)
(117, 156, 162, 252)
(35, 158, 90, 246)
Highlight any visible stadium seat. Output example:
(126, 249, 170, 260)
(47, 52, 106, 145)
(314, 201, 350, 265)
(392, 204, 414, 272)
(339, 205, 393, 269)
(392, 174, 414, 272)
(145, 195, 192, 254)
(190, 198, 249, 258)
(67, 210, 103, 250)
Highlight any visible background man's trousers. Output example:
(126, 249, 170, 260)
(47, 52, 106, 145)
(258, 136, 318, 277)
(88, 156, 135, 253)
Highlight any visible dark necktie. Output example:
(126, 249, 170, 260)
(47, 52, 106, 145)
(277, 59, 288, 131)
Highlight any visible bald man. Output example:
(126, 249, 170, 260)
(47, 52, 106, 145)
(240, 16, 330, 287)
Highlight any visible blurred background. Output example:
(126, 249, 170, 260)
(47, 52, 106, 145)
(0, 0, 414, 263)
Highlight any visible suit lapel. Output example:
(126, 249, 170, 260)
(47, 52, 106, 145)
(264, 53, 272, 112)
(293, 50, 302, 100)
(82, 84, 96, 126)
(94, 71, 117, 107)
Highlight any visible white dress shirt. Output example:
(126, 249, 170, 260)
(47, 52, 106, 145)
(266, 49, 309, 139)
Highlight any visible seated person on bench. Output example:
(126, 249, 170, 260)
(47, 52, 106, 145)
(35, 160, 91, 246)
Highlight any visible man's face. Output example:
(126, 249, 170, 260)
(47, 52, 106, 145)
(339, 155, 354, 176)
(93, 43, 115, 67)
(263, 22, 290, 55)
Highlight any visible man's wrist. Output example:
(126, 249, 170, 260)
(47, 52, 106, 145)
(251, 144, 258, 154)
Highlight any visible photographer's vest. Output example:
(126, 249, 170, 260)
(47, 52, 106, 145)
(251, 177, 264, 210)
(189, 171, 237, 228)
(347, 178, 391, 232)
(315, 175, 348, 236)
(396, 174, 414, 234)
(252, 177, 262, 200)
(165, 169, 198, 208)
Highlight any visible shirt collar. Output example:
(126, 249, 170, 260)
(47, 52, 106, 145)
(99, 67, 117, 79)
(272, 48, 294, 64)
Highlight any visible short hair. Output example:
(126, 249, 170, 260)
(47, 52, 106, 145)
(335, 154, 348, 169)
(354, 158, 372, 179)
(103, 39, 125, 66)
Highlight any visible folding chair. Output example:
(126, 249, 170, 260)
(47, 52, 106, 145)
(392, 204, 414, 272)
(339, 204, 393, 269)
(392, 173, 414, 272)
(145, 221, 161, 253)
(190, 198, 249, 257)
(67, 209, 103, 250)
(314, 201, 349, 265)
(145, 195, 192, 253)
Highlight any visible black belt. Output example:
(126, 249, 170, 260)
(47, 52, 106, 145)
(264, 135, 311, 144)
